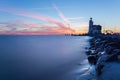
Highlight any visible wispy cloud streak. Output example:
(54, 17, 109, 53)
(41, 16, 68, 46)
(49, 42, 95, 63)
(53, 4, 87, 34)
(0, 7, 75, 34)
(17, 13, 65, 28)
(53, 4, 77, 33)
(53, 4, 71, 25)
(0, 20, 72, 35)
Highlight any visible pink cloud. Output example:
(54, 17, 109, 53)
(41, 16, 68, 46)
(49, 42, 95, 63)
(0, 7, 76, 35)
(53, 4, 71, 25)
(16, 13, 75, 34)
(0, 20, 75, 35)
(17, 13, 65, 27)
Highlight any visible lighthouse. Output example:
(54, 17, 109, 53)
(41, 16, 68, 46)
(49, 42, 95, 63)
(89, 18, 93, 35)
(88, 18, 102, 36)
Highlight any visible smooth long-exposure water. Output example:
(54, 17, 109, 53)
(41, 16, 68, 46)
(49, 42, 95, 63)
(0, 35, 93, 80)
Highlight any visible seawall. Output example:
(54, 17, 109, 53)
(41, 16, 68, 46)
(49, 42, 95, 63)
(86, 34, 120, 80)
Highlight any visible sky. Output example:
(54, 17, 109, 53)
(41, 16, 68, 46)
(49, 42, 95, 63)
(0, 0, 120, 35)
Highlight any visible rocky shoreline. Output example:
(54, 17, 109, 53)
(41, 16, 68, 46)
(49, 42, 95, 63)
(86, 34, 120, 80)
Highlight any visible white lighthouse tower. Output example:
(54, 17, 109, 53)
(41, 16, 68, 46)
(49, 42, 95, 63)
(88, 18, 93, 35)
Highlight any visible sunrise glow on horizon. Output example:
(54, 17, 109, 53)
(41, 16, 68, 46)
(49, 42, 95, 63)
(0, 0, 120, 35)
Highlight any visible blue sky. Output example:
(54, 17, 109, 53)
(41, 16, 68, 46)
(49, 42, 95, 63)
(0, 0, 119, 34)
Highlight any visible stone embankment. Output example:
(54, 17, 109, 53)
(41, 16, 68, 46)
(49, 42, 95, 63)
(86, 34, 120, 77)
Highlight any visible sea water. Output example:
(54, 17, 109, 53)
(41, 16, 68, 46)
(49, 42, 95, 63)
(0, 35, 93, 80)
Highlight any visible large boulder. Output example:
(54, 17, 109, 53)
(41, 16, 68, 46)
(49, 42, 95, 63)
(104, 46, 114, 54)
(85, 50, 91, 55)
(96, 54, 109, 75)
(106, 42, 120, 48)
(106, 49, 120, 61)
(88, 55, 97, 64)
